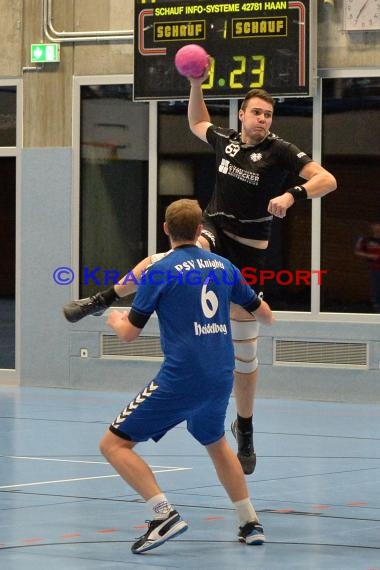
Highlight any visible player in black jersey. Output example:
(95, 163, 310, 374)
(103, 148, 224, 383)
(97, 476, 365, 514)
(63, 77, 337, 476)
(187, 74, 337, 474)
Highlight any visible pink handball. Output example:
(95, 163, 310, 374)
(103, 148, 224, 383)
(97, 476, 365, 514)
(174, 44, 209, 78)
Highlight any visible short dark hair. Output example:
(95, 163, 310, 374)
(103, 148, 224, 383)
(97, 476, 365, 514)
(240, 88, 275, 111)
(165, 199, 202, 241)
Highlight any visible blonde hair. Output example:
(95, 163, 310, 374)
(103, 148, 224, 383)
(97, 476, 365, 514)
(165, 199, 202, 241)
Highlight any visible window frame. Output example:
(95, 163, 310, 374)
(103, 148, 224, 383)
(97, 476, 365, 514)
(0, 78, 22, 383)
(72, 75, 157, 300)
(72, 72, 380, 324)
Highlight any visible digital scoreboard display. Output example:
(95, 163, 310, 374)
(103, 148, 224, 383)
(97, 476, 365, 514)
(134, 0, 314, 101)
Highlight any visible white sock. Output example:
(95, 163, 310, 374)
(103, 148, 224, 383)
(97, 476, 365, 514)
(147, 493, 172, 520)
(234, 498, 258, 526)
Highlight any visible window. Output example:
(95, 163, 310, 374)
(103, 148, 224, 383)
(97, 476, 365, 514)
(321, 77, 380, 313)
(0, 85, 17, 370)
(263, 98, 313, 311)
(79, 84, 149, 303)
(0, 86, 16, 146)
(156, 100, 228, 252)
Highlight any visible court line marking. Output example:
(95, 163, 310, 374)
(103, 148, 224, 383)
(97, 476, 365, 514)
(0, 454, 188, 470)
(0, 455, 109, 465)
(0, 461, 192, 490)
(0, 470, 191, 490)
(0, 475, 122, 489)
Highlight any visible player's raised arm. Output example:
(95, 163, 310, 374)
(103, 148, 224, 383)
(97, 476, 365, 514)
(174, 44, 211, 142)
(187, 67, 212, 142)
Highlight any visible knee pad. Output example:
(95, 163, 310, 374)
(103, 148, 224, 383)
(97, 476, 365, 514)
(231, 319, 260, 374)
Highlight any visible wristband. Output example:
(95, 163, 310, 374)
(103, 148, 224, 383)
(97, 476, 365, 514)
(286, 185, 308, 201)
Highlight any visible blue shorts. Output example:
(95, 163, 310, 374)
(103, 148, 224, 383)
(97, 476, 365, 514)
(109, 378, 231, 446)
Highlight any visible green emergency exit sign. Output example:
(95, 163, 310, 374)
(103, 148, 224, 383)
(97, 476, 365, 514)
(31, 43, 60, 63)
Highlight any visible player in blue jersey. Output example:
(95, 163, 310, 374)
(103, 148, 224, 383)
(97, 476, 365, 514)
(99, 199, 273, 554)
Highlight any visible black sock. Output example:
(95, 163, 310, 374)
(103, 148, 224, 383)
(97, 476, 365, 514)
(237, 414, 253, 433)
(100, 286, 121, 306)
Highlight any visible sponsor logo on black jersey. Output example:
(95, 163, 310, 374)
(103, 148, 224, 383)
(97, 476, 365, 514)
(250, 152, 263, 163)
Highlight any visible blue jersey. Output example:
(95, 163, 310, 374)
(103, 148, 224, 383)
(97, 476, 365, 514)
(128, 245, 260, 394)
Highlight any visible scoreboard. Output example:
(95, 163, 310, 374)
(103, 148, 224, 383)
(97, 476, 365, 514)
(133, 0, 315, 100)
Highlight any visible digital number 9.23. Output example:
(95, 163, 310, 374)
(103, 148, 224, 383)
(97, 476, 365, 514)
(202, 55, 265, 90)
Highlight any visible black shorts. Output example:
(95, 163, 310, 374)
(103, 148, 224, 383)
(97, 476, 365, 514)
(201, 218, 267, 274)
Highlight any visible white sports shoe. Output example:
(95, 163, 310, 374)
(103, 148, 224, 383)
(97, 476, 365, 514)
(131, 510, 188, 554)
(238, 521, 266, 545)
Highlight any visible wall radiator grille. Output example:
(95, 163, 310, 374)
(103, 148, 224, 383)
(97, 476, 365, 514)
(102, 336, 368, 368)
(275, 340, 368, 368)
(102, 334, 163, 359)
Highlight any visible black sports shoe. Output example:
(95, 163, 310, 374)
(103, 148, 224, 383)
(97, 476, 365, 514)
(238, 521, 265, 545)
(131, 510, 188, 554)
(231, 419, 257, 475)
(63, 292, 109, 323)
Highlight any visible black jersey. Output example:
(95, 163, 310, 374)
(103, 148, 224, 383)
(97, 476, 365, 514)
(204, 125, 312, 240)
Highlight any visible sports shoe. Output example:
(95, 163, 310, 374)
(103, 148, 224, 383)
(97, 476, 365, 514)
(231, 419, 257, 475)
(238, 521, 266, 545)
(63, 292, 109, 323)
(131, 510, 188, 554)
